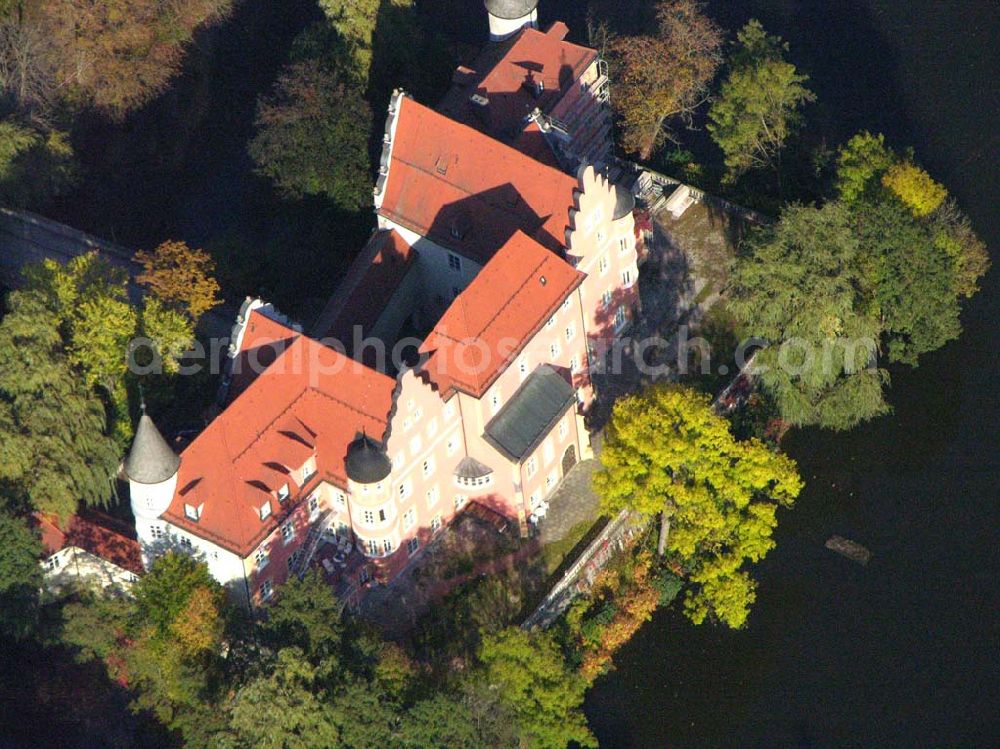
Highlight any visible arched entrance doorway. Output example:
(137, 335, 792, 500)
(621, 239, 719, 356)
(561, 445, 577, 476)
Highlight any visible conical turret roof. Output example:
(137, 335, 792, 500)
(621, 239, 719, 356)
(125, 412, 180, 485)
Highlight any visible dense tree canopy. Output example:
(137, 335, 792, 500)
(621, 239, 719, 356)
(609, 0, 723, 159)
(0, 510, 43, 639)
(708, 20, 815, 179)
(478, 627, 596, 749)
(728, 202, 890, 429)
(249, 57, 372, 209)
(0, 291, 120, 518)
(595, 386, 802, 627)
(35, 0, 233, 116)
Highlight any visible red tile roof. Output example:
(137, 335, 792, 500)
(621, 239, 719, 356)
(229, 308, 299, 399)
(438, 23, 596, 158)
(166, 336, 397, 556)
(37, 511, 144, 576)
(313, 230, 416, 346)
(419, 230, 584, 397)
(379, 96, 578, 264)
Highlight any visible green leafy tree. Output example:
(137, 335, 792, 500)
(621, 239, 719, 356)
(727, 202, 890, 430)
(835, 131, 896, 204)
(0, 510, 43, 639)
(931, 199, 991, 299)
(260, 571, 344, 673)
(0, 119, 78, 207)
(594, 386, 802, 628)
(249, 57, 372, 209)
(609, 0, 723, 159)
(477, 627, 596, 749)
(708, 19, 815, 179)
(0, 292, 120, 518)
(225, 648, 341, 749)
(317, 0, 381, 76)
(398, 690, 518, 749)
(854, 199, 962, 365)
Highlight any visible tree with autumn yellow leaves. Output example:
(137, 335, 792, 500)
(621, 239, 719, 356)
(594, 385, 803, 628)
(136, 240, 222, 323)
(608, 0, 724, 160)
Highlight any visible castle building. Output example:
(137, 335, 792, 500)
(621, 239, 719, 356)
(125, 13, 638, 608)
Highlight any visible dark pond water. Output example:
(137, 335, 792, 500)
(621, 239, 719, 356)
(579, 1, 1000, 747)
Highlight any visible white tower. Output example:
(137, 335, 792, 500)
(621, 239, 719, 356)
(485, 0, 539, 42)
(125, 408, 180, 565)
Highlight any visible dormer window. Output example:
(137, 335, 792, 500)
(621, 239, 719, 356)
(184, 503, 202, 521)
(301, 457, 317, 484)
(260, 501, 272, 521)
(277, 484, 290, 502)
(448, 252, 462, 271)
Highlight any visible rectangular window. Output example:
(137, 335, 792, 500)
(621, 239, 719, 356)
(518, 357, 529, 380)
(255, 547, 269, 569)
(150, 524, 164, 540)
(430, 515, 442, 532)
(546, 315, 556, 328)
(403, 508, 416, 530)
(410, 434, 422, 456)
(448, 253, 462, 271)
(260, 580, 273, 601)
(360, 568, 371, 584)
(334, 492, 346, 510)
(363, 509, 375, 525)
(184, 503, 201, 521)
(490, 392, 502, 414)
(308, 495, 320, 519)
(546, 471, 558, 490)
(426, 486, 439, 507)
(301, 458, 317, 483)
(378, 508, 387, 523)
(559, 418, 569, 439)
(602, 289, 613, 308)
(422, 458, 434, 477)
(598, 256, 609, 275)
(562, 296, 572, 311)
(454, 495, 468, 511)
(569, 355, 579, 373)
(543, 440, 554, 465)
(180, 537, 193, 550)
(525, 456, 538, 478)
(443, 401, 456, 420)
(277, 484, 290, 502)
(614, 306, 627, 331)
(382, 539, 393, 554)
(621, 270, 632, 287)
(398, 481, 412, 500)
(368, 539, 379, 556)
(281, 522, 295, 544)
(619, 236, 629, 254)
(287, 549, 302, 572)
(426, 418, 438, 438)
(447, 435, 459, 456)
(564, 323, 575, 342)
(260, 501, 272, 521)
(549, 342, 561, 359)
(392, 453, 404, 469)
(407, 537, 420, 555)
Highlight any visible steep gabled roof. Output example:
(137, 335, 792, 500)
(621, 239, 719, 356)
(37, 511, 144, 576)
(312, 229, 416, 347)
(164, 336, 397, 555)
(438, 23, 597, 160)
(419, 230, 583, 398)
(378, 96, 578, 264)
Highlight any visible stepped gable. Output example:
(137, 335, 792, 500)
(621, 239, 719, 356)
(419, 230, 583, 398)
(378, 96, 578, 263)
(163, 336, 397, 555)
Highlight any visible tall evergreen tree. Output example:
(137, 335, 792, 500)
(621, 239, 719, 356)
(0, 292, 119, 518)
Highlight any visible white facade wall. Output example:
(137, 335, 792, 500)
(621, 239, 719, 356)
(488, 9, 538, 41)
